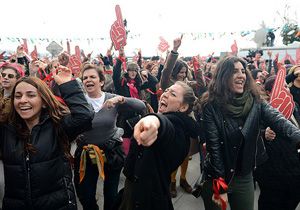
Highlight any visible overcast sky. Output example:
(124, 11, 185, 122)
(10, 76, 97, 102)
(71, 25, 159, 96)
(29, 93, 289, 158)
(1, 0, 299, 56)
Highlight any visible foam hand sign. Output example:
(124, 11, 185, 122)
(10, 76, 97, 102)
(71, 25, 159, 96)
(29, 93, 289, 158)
(68, 55, 81, 77)
(30, 46, 38, 60)
(158, 36, 170, 53)
(110, 5, 127, 50)
(281, 51, 296, 65)
(270, 63, 295, 119)
(75, 46, 81, 61)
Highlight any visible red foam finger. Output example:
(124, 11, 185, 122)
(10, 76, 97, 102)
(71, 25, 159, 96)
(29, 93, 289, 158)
(115, 5, 123, 25)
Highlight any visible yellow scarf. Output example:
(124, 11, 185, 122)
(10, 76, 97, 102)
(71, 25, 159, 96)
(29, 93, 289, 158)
(79, 144, 106, 183)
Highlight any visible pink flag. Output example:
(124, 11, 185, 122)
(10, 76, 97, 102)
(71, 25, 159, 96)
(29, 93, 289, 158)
(230, 40, 238, 55)
(158, 36, 170, 53)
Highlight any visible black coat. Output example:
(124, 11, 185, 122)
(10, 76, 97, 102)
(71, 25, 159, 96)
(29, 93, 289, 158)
(202, 100, 300, 188)
(112, 58, 158, 98)
(0, 80, 94, 210)
(113, 58, 158, 137)
(122, 112, 199, 210)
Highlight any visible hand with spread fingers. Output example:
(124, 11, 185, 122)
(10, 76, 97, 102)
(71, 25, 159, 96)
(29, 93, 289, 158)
(134, 115, 160, 147)
(53, 66, 72, 85)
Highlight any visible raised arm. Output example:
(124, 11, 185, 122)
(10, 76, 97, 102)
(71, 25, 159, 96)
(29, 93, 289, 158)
(160, 36, 182, 91)
(112, 48, 125, 93)
(54, 66, 94, 140)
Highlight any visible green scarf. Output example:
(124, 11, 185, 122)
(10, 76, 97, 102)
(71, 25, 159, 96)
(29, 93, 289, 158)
(225, 91, 254, 118)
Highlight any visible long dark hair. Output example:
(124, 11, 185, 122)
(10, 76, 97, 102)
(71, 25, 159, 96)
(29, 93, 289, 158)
(171, 59, 188, 80)
(9, 77, 70, 155)
(200, 56, 260, 109)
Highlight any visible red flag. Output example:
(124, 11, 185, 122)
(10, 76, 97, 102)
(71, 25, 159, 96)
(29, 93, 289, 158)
(158, 36, 170, 53)
(22, 39, 29, 54)
(296, 48, 300, 64)
(67, 41, 71, 55)
(110, 5, 127, 50)
(270, 63, 295, 119)
(30, 46, 38, 60)
(281, 51, 296, 65)
(230, 40, 238, 55)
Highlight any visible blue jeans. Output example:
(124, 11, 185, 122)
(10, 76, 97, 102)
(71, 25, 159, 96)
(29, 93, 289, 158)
(74, 147, 122, 210)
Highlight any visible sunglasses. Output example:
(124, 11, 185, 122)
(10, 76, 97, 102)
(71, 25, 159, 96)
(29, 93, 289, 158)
(1, 73, 16, 79)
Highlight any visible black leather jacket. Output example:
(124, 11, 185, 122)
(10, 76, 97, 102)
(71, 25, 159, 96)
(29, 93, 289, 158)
(0, 80, 94, 210)
(202, 100, 300, 189)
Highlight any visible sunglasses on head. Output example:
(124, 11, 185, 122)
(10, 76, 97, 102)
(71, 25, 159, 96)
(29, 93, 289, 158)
(1, 72, 16, 79)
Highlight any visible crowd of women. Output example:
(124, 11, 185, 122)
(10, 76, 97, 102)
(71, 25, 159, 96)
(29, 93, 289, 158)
(0, 36, 300, 210)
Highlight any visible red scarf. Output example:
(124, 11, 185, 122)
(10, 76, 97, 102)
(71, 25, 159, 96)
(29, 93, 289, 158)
(127, 79, 139, 99)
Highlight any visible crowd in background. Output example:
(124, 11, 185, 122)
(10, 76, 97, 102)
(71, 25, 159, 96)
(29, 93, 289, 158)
(0, 36, 300, 210)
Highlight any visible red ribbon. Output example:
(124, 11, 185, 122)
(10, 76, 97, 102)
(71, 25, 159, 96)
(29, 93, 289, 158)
(43, 72, 54, 83)
(146, 88, 158, 95)
(213, 178, 228, 210)
(104, 70, 113, 75)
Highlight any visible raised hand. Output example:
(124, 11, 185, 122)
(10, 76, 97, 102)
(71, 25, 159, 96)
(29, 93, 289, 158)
(173, 34, 183, 52)
(134, 115, 160, 147)
(52, 66, 72, 85)
(58, 53, 70, 67)
(110, 5, 127, 50)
